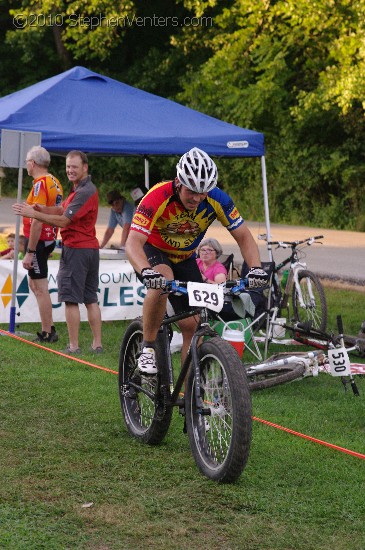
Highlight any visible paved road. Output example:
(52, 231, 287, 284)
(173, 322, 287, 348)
(1, 196, 365, 286)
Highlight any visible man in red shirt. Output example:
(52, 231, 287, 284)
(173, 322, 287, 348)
(23, 146, 63, 343)
(13, 150, 102, 355)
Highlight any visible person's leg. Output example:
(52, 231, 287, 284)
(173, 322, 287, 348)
(65, 302, 80, 351)
(29, 277, 53, 333)
(85, 302, 102, 349)
(177, 315, 200, 364)
(83, 249, 102, 350)
(136, 262, 173, 374)
(58, 247, 89, 351)
(142, 262, 173, 343)
(170, 255, 203, 364)
(28, 242, 57, 340)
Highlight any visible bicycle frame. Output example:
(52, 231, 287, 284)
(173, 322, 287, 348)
(150, 306, 218, 411)
(119, 279, 255, 482)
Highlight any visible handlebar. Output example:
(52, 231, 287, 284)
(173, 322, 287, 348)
(164, 279, 250, 296)
(258, 234, 324, 249)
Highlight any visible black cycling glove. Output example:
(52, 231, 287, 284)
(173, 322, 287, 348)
(247, 267, 269, 289)
(141, 268, 166, 289)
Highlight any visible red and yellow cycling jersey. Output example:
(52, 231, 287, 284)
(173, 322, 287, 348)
(130, 180, 244, 263)
(24, 175, 63, 240)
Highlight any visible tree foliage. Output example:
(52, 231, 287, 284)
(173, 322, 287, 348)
(174, 0, 365, 229)
(1, 0, 365, 229)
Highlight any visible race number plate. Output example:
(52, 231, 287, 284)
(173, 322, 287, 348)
(187, 282, 224, 313)
(328, 347, 351, 376)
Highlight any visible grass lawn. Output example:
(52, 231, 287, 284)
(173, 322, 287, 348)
(0, 286, 364, 549)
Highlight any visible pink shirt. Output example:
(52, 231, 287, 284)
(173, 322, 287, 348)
(196, 258, 227, 282)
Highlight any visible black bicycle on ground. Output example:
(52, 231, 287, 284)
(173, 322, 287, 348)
(118, 280, 252, 483)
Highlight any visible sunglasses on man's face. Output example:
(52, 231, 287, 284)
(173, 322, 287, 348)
(109, 199, 120, 205)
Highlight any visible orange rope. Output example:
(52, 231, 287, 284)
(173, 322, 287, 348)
(0, 328, 118, 375)
(2, 328, 364, 460)
(253, 416, 365, 460)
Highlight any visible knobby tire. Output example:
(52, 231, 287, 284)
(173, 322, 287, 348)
(185, 337, 252, 483)
(246, 353, 305, 391)
(118, 319, 172, 445)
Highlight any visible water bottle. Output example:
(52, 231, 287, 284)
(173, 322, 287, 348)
(281, 269, 289, 289)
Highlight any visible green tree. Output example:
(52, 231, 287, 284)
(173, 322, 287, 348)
(174, 0, 365, 229)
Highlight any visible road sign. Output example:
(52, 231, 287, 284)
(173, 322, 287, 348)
(0, 129, 41, 168)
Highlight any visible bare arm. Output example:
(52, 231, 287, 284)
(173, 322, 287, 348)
(125, 230, 149, 274)
(1, 250, 14, 259)
(22, 219, 43, 270)
(13, 203, 71, 228)
(230, 224, 261, 267)
(120, 223, 131, 248)
(99, 227, 114, 248)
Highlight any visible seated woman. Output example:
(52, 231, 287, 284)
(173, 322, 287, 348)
(196, 238, 227, 284)
(197, 238, 260, 322)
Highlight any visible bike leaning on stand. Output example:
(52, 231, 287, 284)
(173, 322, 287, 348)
(118, 279, 253, 483)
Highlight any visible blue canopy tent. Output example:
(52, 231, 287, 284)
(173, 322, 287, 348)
(0, 66, 271, 242)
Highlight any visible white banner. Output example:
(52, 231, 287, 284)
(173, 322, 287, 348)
(0, 259, 145, 324)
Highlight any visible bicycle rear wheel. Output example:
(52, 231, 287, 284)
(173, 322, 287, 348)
(118, 319, 172, 445)
(185, 337, 252, 483)
(246, 353, 305, 391)
(292, 269, 327, 331)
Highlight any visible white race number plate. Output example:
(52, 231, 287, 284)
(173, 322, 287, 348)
(328, 347, 351, 376)
(187, 282, 224, 313)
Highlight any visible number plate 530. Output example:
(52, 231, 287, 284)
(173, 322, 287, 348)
(328, 347, 351, 376)
(187, 282, 224, 313)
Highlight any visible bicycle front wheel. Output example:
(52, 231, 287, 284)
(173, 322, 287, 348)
(246, 353, 305, 391)
(292, 269, 327, 331)
(118, 319, 172, 445)
(185, 337, 252, 483)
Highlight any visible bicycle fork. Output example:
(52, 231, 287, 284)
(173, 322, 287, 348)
(289, 264, 316, 310)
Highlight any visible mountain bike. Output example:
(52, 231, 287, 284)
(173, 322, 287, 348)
(259, 235, 327, 332)
(118, 280, 252, 483)
(244, 315, 361, 395)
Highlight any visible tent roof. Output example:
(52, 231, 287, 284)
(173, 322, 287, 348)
(0, 66, 264, 157)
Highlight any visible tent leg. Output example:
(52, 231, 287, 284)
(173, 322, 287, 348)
(261, 156, 272, 261)
(144, 156, 149, 189)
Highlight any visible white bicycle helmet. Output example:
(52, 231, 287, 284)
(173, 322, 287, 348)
(176, 147, 218, 193)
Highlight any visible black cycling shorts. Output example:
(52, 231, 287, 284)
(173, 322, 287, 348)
(25, 240, 55, 280)
(141, 243, 203, 314)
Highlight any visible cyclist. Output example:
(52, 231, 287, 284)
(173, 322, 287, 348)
(125, 147, 268, 374)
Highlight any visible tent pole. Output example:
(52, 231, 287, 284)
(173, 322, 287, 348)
(144, 157, 149, 189)
(261, 155, 272, 261)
